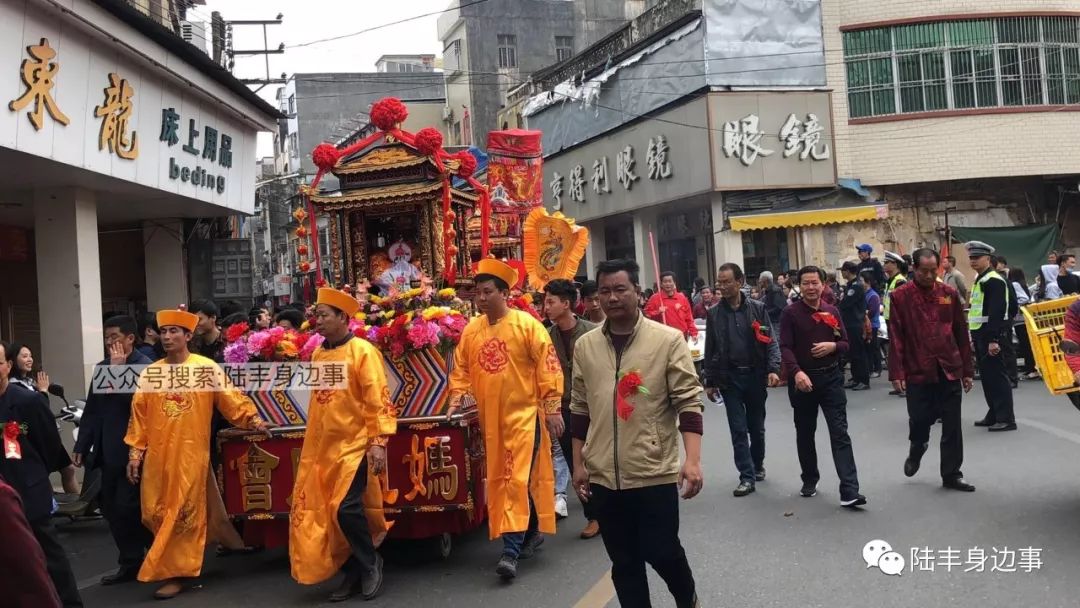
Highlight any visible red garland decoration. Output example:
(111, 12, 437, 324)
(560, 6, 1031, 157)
(615, 371, 649, 421)
(751, 320, 773, 344)
(454, 150, 478, 177)
(370, 97, 408, 131)
(811, 311, 842, 338)
(441, 180, 455, 284)
(414, 127, 444, 156)
(311, 143, 341, 172)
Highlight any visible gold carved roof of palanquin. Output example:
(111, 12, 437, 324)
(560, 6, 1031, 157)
(333, 143, 436, 176)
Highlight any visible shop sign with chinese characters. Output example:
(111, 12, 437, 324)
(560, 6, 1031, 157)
(543, 96, 713, 222)
(1, 14, 259, 214)
(708, 91, 837, 189)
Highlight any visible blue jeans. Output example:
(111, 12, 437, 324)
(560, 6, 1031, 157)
(720, 369, 768, 484)
(502, 424, 541, 558)
(552, 433, 570, 497)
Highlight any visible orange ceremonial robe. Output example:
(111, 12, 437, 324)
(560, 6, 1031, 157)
(290, 337, 397, 585)
(449, 308, 563, 539)
(124, 354, 263, 582)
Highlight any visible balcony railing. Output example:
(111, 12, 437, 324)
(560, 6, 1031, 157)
(508, 0, 701, 105)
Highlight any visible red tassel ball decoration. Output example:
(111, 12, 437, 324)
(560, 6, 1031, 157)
(311, 143, 341, 172)
(414, 127, 444, 156)
(453, 151, 478, 177)
(370, 97, 408, 131)
(297, 244, 309, 256)
(299, 261, 311, 273)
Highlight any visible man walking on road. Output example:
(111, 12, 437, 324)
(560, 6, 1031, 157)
(838, 261, 870, 391)
(290, 288, 397, 602)
(447, 259, 564, 581)
(941, 255, 969, 307)
(571, 259, 702, 608)
(967, 242, 1017, 432)
(779, 266, 867, 508)
(644, 271, 698, 339)
(887, 249, 976, 492)
(704, 263, 780, 497)
(73, 315, 154, 586)
(543, 279, 600, 539)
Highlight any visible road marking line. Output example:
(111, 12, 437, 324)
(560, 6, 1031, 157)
(1017, 417, 1080, 445)
(77, 570, 113, 590)
(573, 569, 615, 608)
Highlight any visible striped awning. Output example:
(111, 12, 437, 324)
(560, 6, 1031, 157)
(729, 204, 889, 231)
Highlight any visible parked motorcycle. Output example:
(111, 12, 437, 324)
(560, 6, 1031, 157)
(48, 384, 102, 520)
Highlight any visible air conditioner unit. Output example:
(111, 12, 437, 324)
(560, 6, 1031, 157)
(442, 105, 454, 121)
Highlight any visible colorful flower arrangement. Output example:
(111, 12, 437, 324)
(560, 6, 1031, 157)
(351, 286, 470, 359)
(223, 325, 313, 364)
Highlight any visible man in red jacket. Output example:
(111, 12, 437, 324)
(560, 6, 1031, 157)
(645, 272, 698, 338)
(888, 248, 976, 492)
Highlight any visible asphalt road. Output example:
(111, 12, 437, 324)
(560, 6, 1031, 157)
(62, 378, 1080, 607)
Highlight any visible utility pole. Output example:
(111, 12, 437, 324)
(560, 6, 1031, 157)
(227, 14, 287, 92)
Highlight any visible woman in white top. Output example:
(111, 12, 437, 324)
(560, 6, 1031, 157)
(1009, 268, 1039, 380)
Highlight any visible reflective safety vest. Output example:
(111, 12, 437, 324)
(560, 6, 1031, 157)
(882, 274, 906, 321)
(968, 270, 1009, 331)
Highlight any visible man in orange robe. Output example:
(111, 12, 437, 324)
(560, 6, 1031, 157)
(290, 288, 397, 602)
(124, 309, 271, 600)
(448, 259, 564, 580)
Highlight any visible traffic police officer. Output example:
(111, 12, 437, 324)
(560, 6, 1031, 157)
(967, 241, 1017, 432)
(882, 251, 908, 396)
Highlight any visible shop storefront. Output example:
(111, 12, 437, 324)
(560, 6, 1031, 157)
(0, 2, 276, 396)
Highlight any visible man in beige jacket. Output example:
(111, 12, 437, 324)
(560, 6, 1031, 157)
(570, 258, 703, 608)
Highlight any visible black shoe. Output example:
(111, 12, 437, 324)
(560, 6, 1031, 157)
(888, 389, 901, 395)
(973, 418, 994, 427)
(841, 494, 868, 508)
(360, 554, 384, 600)
(100, 567, 140, 586)
(755, 467, 766, 482)
(943, 478, 976, 492)
(733, 481, 755, 497)
(844, 381, 858, 389)
(329, 571, 364, 603)
(904, 455, 921, 478)
(851, 383, 870, 391)
(496, 554, 518, 580)
(800, 482, 818, 497)
(518, 533, 544, 559)
(988, 422, 1017, 432)
(1010, 381, 1019, 389)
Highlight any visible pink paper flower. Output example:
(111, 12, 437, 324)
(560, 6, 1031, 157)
(300, 333, 325, 361)
(246, 331, 271, 357)
(407, 320, 441, 349)
(224, 341, 250, 364)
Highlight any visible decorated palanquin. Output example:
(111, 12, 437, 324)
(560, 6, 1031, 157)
(217, 98, 498, 557)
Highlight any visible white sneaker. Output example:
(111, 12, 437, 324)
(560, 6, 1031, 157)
(555, 494, 568, 519)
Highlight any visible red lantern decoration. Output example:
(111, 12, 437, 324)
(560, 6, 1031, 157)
(414, 127, 444, 156)
(311, 143, 341, 172)
(296, 226, 308, 238)
(299, 261, 311, 273)
(293, 207, 308, 223)
(447, 245, 459, 256)
(453, 150, 478, 178)
(315, 277, 327, 288)
(446, 209, 456, 222)
(446, 228, 457, 240)
(370, 97, 408, 131)
(297, 244, 309, 256)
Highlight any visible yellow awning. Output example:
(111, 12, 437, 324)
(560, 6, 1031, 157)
(730, 204, 888, 231)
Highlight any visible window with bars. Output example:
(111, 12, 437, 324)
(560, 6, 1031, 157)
(555, 36, 574, 62)
(498, 34, 517, 69)
(843, 16, 1080, 118)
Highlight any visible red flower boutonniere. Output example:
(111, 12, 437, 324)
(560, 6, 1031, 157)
(812, 311, 842, 338)
(615, 370, 650, 421)
(938, 296, 952, 305)
(3, 421, 28, 460)
(751, 320, 773, 344)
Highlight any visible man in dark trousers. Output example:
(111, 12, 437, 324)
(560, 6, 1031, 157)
(888, 249, 976, 492)
(0, 341, 83, 607)
(73, 315, 154, 585)
(543, 279, 600, 538)
(779, 267, 867, 508)
(967, 242, 1017, 432)
(838, 261, 870, 391)
(705, 263, 781, 497)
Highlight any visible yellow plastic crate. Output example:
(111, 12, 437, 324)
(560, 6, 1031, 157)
(1022, 295, 1079, 395)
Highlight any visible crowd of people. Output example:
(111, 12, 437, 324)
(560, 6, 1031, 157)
(1, 243, 1079, 608)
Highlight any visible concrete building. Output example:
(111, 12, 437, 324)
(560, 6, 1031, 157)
(522, 0, 873, 287)
(0, 0, 277, 397)
(438, 0, 643, 148)
(820, 0, 1080, 272)
(376, 54, 436, 73)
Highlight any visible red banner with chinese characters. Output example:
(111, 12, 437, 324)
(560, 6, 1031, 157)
(219, 413, 485, 540)
(487, 129, 543, 212)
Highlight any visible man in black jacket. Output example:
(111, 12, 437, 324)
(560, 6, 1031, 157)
(705, 263, 781, 497)
(73, 315, 154, 585)
(856, 244, 886, 289)
(839, 262, 870, 391)
(0, 341, 83, 607)
(757, 271, 787, 326)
